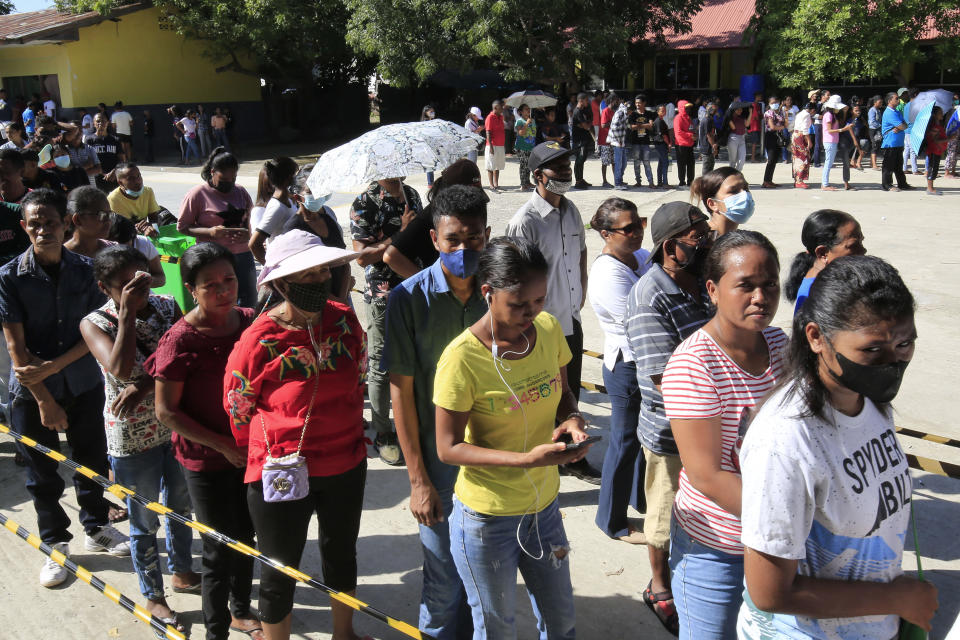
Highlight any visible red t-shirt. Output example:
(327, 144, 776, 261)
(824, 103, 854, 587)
(145, 307, 255, 472)
(484, 113, 505, 147)
(748, 102, 762, 133)
(224, 303, 367, 482)
(591, 99, 602, 126)
(599, 106, 614, 146)
(926, 123, 948, 156)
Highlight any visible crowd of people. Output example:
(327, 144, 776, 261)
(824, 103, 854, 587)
(0, 83, 945, 640)
(455, 87, 959, 196)
(0, 90, 237, 168)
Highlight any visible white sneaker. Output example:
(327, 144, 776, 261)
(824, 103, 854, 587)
(39, 542, 70, 588)
(84, 524, 131, 556)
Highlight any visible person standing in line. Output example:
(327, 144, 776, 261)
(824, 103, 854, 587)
(812, 89, 829, 168)
(421, 106, 438, 188)
(434, 237, 593, 640)
(177, 147, 258, 308)
(211, 107, 230, 152)
(197, 104, 213, 160)
(168, 106, 187, 165)
(652, 105, 672, 188)
(484, 101, 505, 192)
(21, 101, 38, 141)
(820, 95, 852, 191)
(248, 157, 300, 264)
(724, 104, 748, 171)
(699, 102, 719, 175)
(690, 166, 754, 237)
(867, 95, 884, 171)
(628, 94, 656, 188)
(505, 141, 600, 484)
(781, 96, 799, 164)
(224, 231, 369, 640)
(81, 246, 201, 635)
(662, 230, 787, 640)
(791, 102, 816, 189)
(880, 92, 911, 192)
(738, 255, 937, 640)
(110, 101, 134, 162)
(747, 92, 763, 162)
(761, 96, 784, 188)
(944, 92, 960, 178)
(464, 107, 483, 164)
(0, 189, 130, 589)
(383, 185, 489, 640)
(502, 105, 516, 158)
(598, 96, 615, 188)
(673, 100, 696, 189)
(783, 209, 865, 315)
(624, 201, 714, 635)
(924, 105, 955, 196)
(148, 243, 264, 640)
(177, 110, 202, 165)
(570, 93, 595, 190)
(899, 88, 919, 175)
(608, 95, 631, 190)
(589, 198, 649, 543)
(514, 104, 537, 191)
(350, 176, 421, 465)
(77, 107, 95, 142)
(591, 90, 603, 140)
(42, 95, 56, 119)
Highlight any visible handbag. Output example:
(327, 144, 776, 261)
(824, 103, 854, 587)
(898, 500, 928, 640)
(260, 343, 321, 503)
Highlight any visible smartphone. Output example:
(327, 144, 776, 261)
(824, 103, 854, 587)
(563, 435, 602, 451)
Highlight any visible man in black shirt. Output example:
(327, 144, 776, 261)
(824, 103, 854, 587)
(628, 94, 656, 187)
(699, 102, 719, 174)
(571, 93, 595, 189)
(89, 113, 123, 192)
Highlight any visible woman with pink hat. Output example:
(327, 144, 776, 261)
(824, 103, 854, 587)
(223, 230, 371, 640)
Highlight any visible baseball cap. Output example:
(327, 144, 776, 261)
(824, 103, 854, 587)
(647, 202, 709, 263)
(528, 141, 574, 172)
(897, 87, 909, 96)
(807, 89, 819, 100)
(469, 106, 482, 118)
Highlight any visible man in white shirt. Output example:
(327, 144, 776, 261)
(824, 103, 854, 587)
(110, 101, 135, 162)
(42, 97, 56, 119)
(504, 141, 600, 484)
(78, 108, 95, 142)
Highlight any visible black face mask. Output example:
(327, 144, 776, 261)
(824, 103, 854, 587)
(826, 351, 910, 404)
(674, 237, 710, 274)
(211, 179, 234, 193)
(282, 279, 332, 313)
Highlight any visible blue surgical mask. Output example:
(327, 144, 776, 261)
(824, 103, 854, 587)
(719, 190, 755, 224)
(439, 248, 481, 279)
(54, 155, 70, 169)
(123, 187, 144, 198)
(303, 193, 328, 212)
(771, 103, 781, 110)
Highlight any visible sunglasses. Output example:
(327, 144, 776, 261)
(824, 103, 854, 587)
(608, 218, 647, 235)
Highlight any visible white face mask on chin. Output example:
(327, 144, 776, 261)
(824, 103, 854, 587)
(544, 178, 573, 195)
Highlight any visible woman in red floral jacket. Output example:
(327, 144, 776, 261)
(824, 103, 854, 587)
(224, 229, 370, 640)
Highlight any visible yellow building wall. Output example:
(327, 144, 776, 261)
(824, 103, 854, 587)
(0, 6, 260, 107)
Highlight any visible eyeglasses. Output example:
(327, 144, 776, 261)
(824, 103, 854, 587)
(608, 218, 647, 235)
(80, 211, 111, 222)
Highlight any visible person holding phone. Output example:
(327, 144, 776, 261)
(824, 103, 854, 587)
(738, 256, 937, 639)
(434, 237, 593, 639)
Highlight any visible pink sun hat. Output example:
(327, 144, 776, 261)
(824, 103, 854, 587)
(257, 229, 359, 286)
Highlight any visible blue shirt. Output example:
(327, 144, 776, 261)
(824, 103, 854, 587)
(381, 259, 487, 489)
(881, 107, 906, 148)
(793, 276, 815, 316)
(624, 264, 712, 455)
(22, 108, 35, 135)
(0, 247, 106, 401)
(867, 106, 882, 130)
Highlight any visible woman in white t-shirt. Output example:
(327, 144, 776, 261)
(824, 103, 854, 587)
(249, 166, 272, 235)
(248, 157, 299, 264)
(464, 107, 484, 163)
(662, 230, 788, 640)
(737, 255, 937, 640)
(177, 111, 202, 164)
(587, 197, 650, 543)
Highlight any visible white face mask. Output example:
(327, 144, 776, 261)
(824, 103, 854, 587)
(545, 178, 573, 195)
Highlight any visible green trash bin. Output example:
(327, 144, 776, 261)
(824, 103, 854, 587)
(150, 224, 197, 313)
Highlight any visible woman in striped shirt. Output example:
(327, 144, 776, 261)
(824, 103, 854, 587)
(662, 230, 788, 639)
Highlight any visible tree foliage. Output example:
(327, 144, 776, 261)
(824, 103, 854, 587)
(0, 0, 14, 16)
(54, 0, 373, 87)
(345, 0, 705, 88)
(750, 0, 960, 87)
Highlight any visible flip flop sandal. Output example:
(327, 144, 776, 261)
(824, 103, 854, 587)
(153, 613, 187, 639)
(643, 580, 679, 636)
(172, 581, 202, 595)
(230, 617, 265, 639)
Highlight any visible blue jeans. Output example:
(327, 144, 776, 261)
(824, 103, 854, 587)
(631, 144, 654, 185)
(185, 136, 202, 162)
(213, 128, 230, 151)
(110, 443, 194, 600)
(612, 146, 628, 186)
(654, 143, 670, 185)
(420, 484, 473, 639)
(595, 358, 645, 538)
(903, 135, 918, 172)
(822, 142, 839, 186)
(813, 124, 823, 165)
(669, 522, 744, 640)
(233, 250, 258, 309)
(450, 497, 575, 639)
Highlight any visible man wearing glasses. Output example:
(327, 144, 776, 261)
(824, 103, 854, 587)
(623, 202, 714, 632)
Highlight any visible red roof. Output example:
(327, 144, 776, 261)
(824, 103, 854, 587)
(658, 0, 756, 50)
(0, 4, 146, 45)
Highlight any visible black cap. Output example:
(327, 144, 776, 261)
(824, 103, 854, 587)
(528, 141, 574, 172)
(647, 202, 709, 263)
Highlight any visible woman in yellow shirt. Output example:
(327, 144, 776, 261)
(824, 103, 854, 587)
(434, 236, 595, 639)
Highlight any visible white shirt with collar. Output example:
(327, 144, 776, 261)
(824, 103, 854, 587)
(504, 191, 586, 336)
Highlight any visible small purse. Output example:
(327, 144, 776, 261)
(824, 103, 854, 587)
(260, 356, 320, 503)
(898, 500, 927, 640)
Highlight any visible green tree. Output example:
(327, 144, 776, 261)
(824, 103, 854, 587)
(750, 0, 960, 87)
(1, 0, 15, 16)
(55, 0, 373, 87)
(345, 0, 705, 89)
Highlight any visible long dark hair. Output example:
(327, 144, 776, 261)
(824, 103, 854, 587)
(784, 210, 858, 302)
(200, 146, 238, 182)
(690, 166, 743, 211)
(703, 229, 779, 285)
(779, 255, 915, 419)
